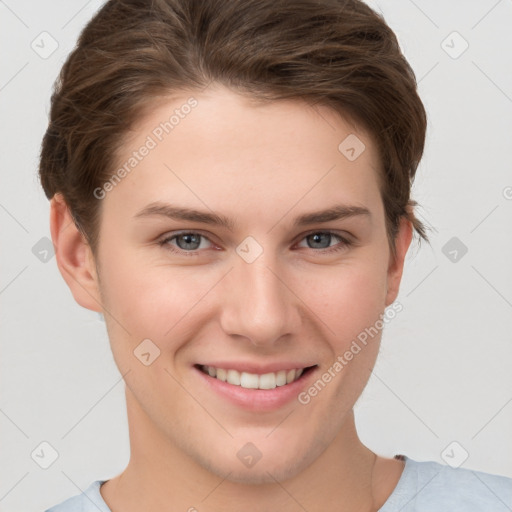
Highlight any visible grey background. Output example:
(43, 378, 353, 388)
(1, 0, 511, 510)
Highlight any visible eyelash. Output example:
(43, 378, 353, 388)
(157, 230, 353, 256)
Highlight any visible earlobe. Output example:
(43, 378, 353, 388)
(385, 217, 413, 307)
(49, 193, 103, 312)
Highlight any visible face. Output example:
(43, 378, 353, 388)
(87, 85, 407, 483)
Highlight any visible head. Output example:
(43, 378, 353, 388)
(40, 0, 429, 484)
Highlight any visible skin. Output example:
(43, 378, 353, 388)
(50, 84, 412, 511)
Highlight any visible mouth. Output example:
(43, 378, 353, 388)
(194, 364, 316, 390)
(194, 362, 319, 411)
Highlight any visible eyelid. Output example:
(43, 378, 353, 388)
(296, 228, 354, 243)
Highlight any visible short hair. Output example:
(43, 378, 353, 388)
(38, 0, 429, 258)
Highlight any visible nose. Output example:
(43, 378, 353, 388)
(219, 249, 301, 348)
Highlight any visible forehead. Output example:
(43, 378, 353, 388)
(103, 85, 383, 227)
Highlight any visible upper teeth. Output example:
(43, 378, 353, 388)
(202, 365, 304, 389)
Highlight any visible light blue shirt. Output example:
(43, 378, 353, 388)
(45, 455, 512, 511)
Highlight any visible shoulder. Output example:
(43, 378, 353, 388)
(380, 455, 512, 511)
(44, 480, 110, 512)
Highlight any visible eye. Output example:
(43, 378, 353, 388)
(296, 231, 353, 253)
(158, 230, 353, 256)
(158, 231, 214, 255)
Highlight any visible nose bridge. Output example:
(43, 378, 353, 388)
(220, 246, 297, 346)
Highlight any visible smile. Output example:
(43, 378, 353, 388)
(197, 365, 312, 390)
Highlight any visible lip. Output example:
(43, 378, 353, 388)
(193, 364, 318, 411)
(195, 361, 316, 374)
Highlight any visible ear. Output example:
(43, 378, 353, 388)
(385, 216, 413, 307)
(49, 193, 103, 312)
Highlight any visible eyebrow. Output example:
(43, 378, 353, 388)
(133, 201, 371, 230)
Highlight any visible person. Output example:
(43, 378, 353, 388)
(39, 0, 512, 510)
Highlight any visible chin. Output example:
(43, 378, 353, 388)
(213, 462, 302, 486)
(193, 444, 318, 485)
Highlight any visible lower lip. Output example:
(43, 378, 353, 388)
(194, 366, 317, 411)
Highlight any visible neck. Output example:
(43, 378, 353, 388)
(102, 387, 384, 512)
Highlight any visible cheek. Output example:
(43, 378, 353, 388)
(98, 252, 218, 356)
(298, 258, 388, 344)
(99, 239, 389, 359)
(300, 267, 388, 413)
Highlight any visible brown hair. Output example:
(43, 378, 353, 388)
(39, 0, 430, 258)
